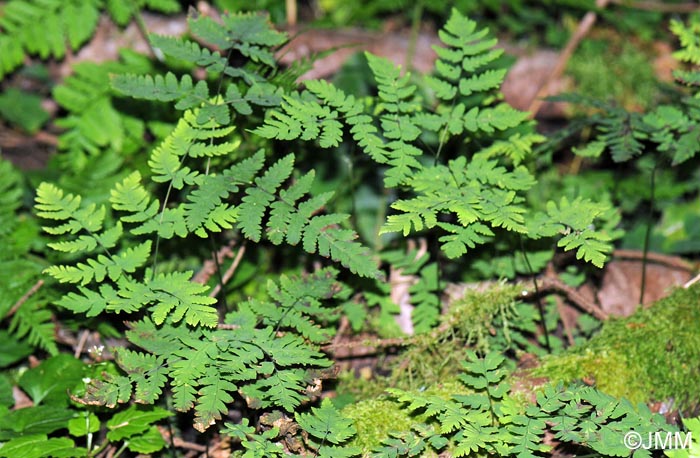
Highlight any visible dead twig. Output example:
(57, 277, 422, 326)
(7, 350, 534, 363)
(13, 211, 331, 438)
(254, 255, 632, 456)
(527, 0, 611, 117)
(536, 275, 609, 321)
(209, 244, 246, 298)
(74, 329, 90, 358)
(610, 0, 700, 13)
(684, 273, 700, 289)
(173, 437, 207, 452)
(193, 241, 238, 286)
(6, 279, 44, 318)
(613, 249, 695, 272)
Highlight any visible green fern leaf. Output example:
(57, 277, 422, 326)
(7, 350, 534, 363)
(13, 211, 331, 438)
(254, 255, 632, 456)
(82, 373, 132, 408)
(47, 222, 122, 253)
(112, 72, 210, 110)
(557, 230, 611, 268)
(437, 222, 494, 259)
(35, 183, 84, 225)
(266, 332, 330, 367)
(531, 196, 614, 267)
(9, 300, 58, 355)
(184, 175, 239, 237)
(55, 285, 108, 317)
(110, 172, 158, 222)
(297, 398, 357, 444)
(148, 271, 218, 327)
(0, 0, 101, 78)
(149, 34, 227, 71)
(44, 241, 151, 285)
(238, 154, 295, 241)
(303, 214, 380, 278)
(194, 375, 237, 432)
(188, 11, 285, 67)
(52, 54, 152, 160)
(114, 349, 167, 404)
(267, 171, 317, 244)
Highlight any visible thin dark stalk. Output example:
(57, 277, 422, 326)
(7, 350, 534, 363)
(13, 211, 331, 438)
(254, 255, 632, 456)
(519, 235, 551, 353)
(639, 160, 657, 305)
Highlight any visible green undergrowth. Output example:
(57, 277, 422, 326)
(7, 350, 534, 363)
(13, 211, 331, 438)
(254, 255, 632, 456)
(334, 285, 700, 455)
(568, 35, 661, 111)
(535, 284, 700, 407)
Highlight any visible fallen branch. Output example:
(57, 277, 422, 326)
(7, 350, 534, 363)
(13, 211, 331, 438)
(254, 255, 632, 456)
(6, 279, 44, 318)
(527, 0, 611, 117)
(209, 243, 246, 298)
(610, 0, 700, 13)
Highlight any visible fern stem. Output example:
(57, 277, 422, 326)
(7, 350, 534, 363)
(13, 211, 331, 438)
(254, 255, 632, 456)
(152, 178, 175, 279)
(639, 160, 657, 305)
(132, 10, 161, 61)
(518, 235, 551, 353)
(209, 236, 229, 312)
(405, 0, 423, 72)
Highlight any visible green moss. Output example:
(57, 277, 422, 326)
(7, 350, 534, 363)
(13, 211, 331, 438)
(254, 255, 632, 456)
(568, 36, 659, 111)
(342, 398, 417, 453)
(535, 284, 700, 407)
(341, 379, 466, 453)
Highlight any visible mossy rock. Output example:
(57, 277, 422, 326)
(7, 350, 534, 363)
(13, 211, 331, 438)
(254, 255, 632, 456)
(534, 284, 700, 407)
(339, 284, 699, 454)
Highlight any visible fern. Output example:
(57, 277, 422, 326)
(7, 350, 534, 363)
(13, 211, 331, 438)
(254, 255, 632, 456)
(256, 9, 613, 269)
(0, 160, 57, 355)
(0, 0, 180, 79)
(378, 352, 672, 458)
(223, 419, 285, 457)
(78, 269, 345, 432)
(112, 11, 285, 123)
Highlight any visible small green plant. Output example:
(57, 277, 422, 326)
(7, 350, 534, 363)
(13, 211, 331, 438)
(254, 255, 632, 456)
(342, 352, 674, 457)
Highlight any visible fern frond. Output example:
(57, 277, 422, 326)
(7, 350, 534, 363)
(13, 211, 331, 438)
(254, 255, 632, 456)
(44, 241, 151, 285)
(52, 53, 152, 162)
(188, 11, 286, 67)
(148, 271, 218, 327)
(242, 268, 340, 342)
(112, 72, 210, 110)
(83, 270, 344, 431)
(149, 34, 228, 72)
(82, 373, 133, 408)
(9, 297, 58, 355)
(184, 175, 239, 237)
(148, 107, 236, 187)
(195, 375, 237, 431)
(253, 96, 344, 148)
(296, 398, 358, 445)
(0, 0, 100, 78)
(437, 222, 494, 259)
(114, 348, 167, 404)
(36, 182, 156, 286)
(381, 154, 531, 250)
(530, 196, 614, 267)
(239, 154, 295, 241)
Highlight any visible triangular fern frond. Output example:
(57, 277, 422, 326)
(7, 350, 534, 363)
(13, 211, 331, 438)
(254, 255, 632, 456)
(188, 11, 286, 68)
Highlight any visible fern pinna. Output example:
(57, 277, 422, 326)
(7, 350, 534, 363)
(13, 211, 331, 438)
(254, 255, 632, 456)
(255, 9, 616, 267)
